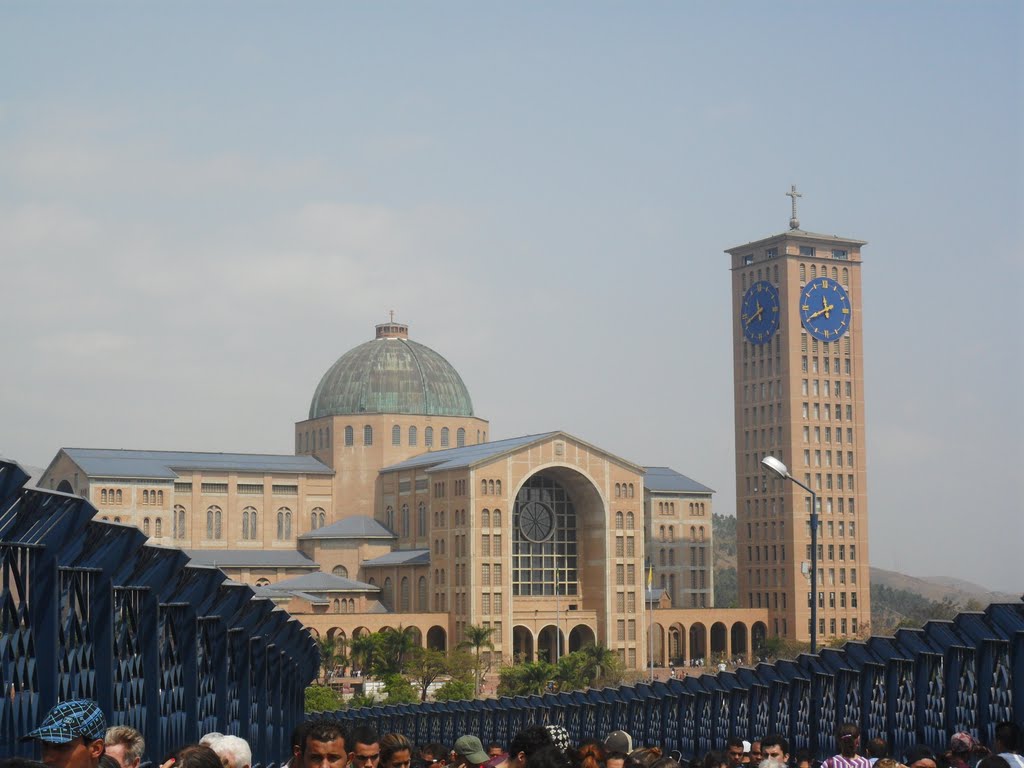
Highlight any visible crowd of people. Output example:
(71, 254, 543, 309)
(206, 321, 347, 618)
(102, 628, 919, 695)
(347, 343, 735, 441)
(3, 697, 1023, 768)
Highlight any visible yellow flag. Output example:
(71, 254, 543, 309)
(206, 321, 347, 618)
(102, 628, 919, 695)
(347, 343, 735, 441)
(647, 562, 653, 589)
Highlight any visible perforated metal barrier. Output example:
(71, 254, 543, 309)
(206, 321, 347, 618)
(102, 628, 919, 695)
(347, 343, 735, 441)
(0, 459, 318, 762)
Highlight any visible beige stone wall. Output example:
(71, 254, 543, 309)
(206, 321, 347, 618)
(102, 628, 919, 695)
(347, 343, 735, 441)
(646, 490, 714, 610)
(295, 413, 489, 521)
(729, 231, 871, 644)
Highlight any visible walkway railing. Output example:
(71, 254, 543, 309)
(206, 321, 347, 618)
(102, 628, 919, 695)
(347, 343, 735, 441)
(318, 603, 1023, 757)
(0, 459, 319, 762)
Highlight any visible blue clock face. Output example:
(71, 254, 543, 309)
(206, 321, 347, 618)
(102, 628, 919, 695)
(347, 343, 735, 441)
(800, 277, 851, 341)
(740, 281, 780, 344)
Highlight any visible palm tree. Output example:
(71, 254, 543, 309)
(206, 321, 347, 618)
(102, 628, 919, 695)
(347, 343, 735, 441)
(458, 624, 496, 696)
(579, 644, 619, 687)
(375, 625, 419, 676)
(316, 635, 339, 684)
(349, 632, 377, 675)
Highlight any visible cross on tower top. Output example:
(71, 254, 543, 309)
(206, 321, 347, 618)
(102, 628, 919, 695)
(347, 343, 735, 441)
(786, 184, 802, 230)
(389, 309, 395, 322)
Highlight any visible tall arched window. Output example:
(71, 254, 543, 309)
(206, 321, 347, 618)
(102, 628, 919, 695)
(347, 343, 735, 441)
(409, 425, 418, 446)
(418, 576, 427, 610)
(457, 428, 466, 447)
(143, 490, 149, 504)
(215, 508, 222, 538)
(400, 577, 411, 611)
(392, 425, 401, 446)
(496, 480, 502, 495)
(157, 490, 164, 504)
(481, 509, 490, 527)
(418, 502, 427, 536)
(143, 518, 151, 536)
(363, 425, 373, 445)
(383, 577, 393, 609)
(155, 518, 162, 537)
(441, 427, 450, 447)
(206, 506, 219, 538)
(690, 525, 697, 541)
(313, 507, 326, 528)
(668, 526, 675, 542)
(401, 504, 410, 537)
(385, 506, 394, 530)
(481, 480, 488, 495)
(116, 490, 122, 503)
(493, 509, 501, 527)
(345, 426, 354, 446)
(425, 427, 434, 447)
(277, 508, 292, 539)
(101, 489, 108, 504)
(173, 505, 186, 539)
(615, 511, 624, 529)
(699, 526, 705, 542)
(626, 511, 635, 529)
(310, 510, 319, 530)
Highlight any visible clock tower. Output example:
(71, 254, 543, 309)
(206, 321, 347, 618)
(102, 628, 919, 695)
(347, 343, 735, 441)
(726, 191, 871, 644)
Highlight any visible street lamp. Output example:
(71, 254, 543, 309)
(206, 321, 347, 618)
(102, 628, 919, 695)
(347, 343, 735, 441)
(761, 455, 819, 654)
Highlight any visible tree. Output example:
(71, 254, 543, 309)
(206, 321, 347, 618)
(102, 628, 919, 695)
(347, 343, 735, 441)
(406, 647, 451, 702)
(316, 634, 348, 683)
(372, 626, 419, 677)
(305, 684, 343, 713)
(381, 673, 419, 704)
(578, 644, 622, 688)
(458, 624, 496, 696)
(497, 660, 555, 697)
(433, 678, 475, 701)
(349, 633, 377, 674)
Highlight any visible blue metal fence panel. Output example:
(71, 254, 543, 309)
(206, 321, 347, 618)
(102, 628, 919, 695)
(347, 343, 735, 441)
(0, 459, 317, 763)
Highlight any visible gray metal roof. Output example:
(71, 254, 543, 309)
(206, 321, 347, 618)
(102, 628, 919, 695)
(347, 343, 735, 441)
(272, 572, 378, 592)
(643, 466, 714, 494)
(298, 516, 396, 540)
(362, 548, 430, 567)
(253, 586, 329, 604)
(726, 228, 867, 253)
(364, 600, 390, 614)
(184, 549, 320, 568)
(62, 448, 333, 479)
(383, 432, 559, 473)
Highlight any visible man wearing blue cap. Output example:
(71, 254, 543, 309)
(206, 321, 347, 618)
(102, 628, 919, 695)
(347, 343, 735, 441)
(23, 699, 108, 768)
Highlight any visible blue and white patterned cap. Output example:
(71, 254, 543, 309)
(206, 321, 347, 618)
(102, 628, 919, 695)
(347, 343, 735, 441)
(24, 699, 107, 744)
(545, 725, 570, 754)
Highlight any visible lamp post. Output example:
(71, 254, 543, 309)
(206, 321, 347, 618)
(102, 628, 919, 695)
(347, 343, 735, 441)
(761, 455, 819, 654)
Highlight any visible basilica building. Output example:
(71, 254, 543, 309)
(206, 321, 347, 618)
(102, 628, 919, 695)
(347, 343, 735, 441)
(41, 320, 767, 669)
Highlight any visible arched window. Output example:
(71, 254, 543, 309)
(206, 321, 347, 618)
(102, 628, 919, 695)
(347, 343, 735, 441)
(143, 518, 151, 536)
(481, 509, 490, 527)
(842, 267, 849, 285)
(699, 526, 705, 542)
(392, 425, 401, 446)
(418, 502, 427, 536)
(659, 525, 666, 542)
(310, 510, 319, 530)
(668, 526, 675, 542)
(157, 490, 164, 504)
(206, 507, 217, 538)
(615, 483, 621, 498)
(669, 549, 675, 565)
(316, 508, 325, 528)
(457, 428, 466, 447)
(332, 565, 348, 578)
(493, 509, 501, 527)
(400, 577, 411, 611)
(116, 490, 122, 503)
(418, 576, 427, 610)
(383, 577, 393, 609)
(628, 483, 635, 498)
(690, 525, 697, 541)
(215, 508, 222, 538)
(155, 518, 162, 537)
(425, 427, 434, 447)
(401, 504, 410, 537)
(615, 511, 624, 529)
(255, 578, 271, 587)
(114, 517, 121, 523)
(626, 511, 635, 529)
(174, 505, 186, 539)
(441, 427, 450, 447)
(345, 426, 354, 446)
(143, 490, 149, 504)
(385, 506, 394, 530)
(333, 598, 340, 613)
(409, 426, 418, 446)
(481, 480, 488, 495)
(831, 266, 838, 280)
(659, 549, 666, 566)
(810, 264, 817, 279)
(277, 508, 292, 539)
(242, 508, 250, 539)
(363, 425, 373, 446)
(496, 480, 502, 495)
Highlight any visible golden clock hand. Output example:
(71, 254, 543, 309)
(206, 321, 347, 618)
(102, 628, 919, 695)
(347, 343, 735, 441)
(745, 304, 764, 326)
(808, 301, 835, 320)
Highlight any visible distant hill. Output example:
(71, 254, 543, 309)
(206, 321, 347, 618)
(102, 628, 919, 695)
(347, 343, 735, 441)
(712, 513, 1019, 633)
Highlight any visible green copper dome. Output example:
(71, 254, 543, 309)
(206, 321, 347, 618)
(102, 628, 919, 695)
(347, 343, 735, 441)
(309, 322, 475, 419)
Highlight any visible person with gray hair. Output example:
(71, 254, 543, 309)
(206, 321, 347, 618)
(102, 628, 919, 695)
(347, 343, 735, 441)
(208, 735, 253, 768)
(104, 726, 145, 768)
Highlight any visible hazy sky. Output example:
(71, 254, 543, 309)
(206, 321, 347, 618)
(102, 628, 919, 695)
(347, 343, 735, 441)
(2, 3, 1021, 593)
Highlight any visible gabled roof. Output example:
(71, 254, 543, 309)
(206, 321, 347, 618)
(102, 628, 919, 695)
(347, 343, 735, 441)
(643, 467, 714, 494)
(272, 572, 378, 592)
(60, 448, 333, 479)
(363, 549, 430, 567)
(298, 516, 395, 540)
(382, 431, 644, 474)
(184, 549, 320, 569)
(253, 586, 329, 605)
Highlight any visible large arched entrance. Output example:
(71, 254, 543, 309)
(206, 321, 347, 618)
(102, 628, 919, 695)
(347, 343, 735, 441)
(537, 625, 564, 663)
(690, 623, 707, 662)
(568, 624, 596, 653)
(669, 623, 686, 664)
(752, 622, 768, 657)
(651, 623, 666, 667)
(513, 626, 534, 662)
(711, 622, 728, 659)
(426, 625, 447, 651)
(731, 622, 748, 661)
